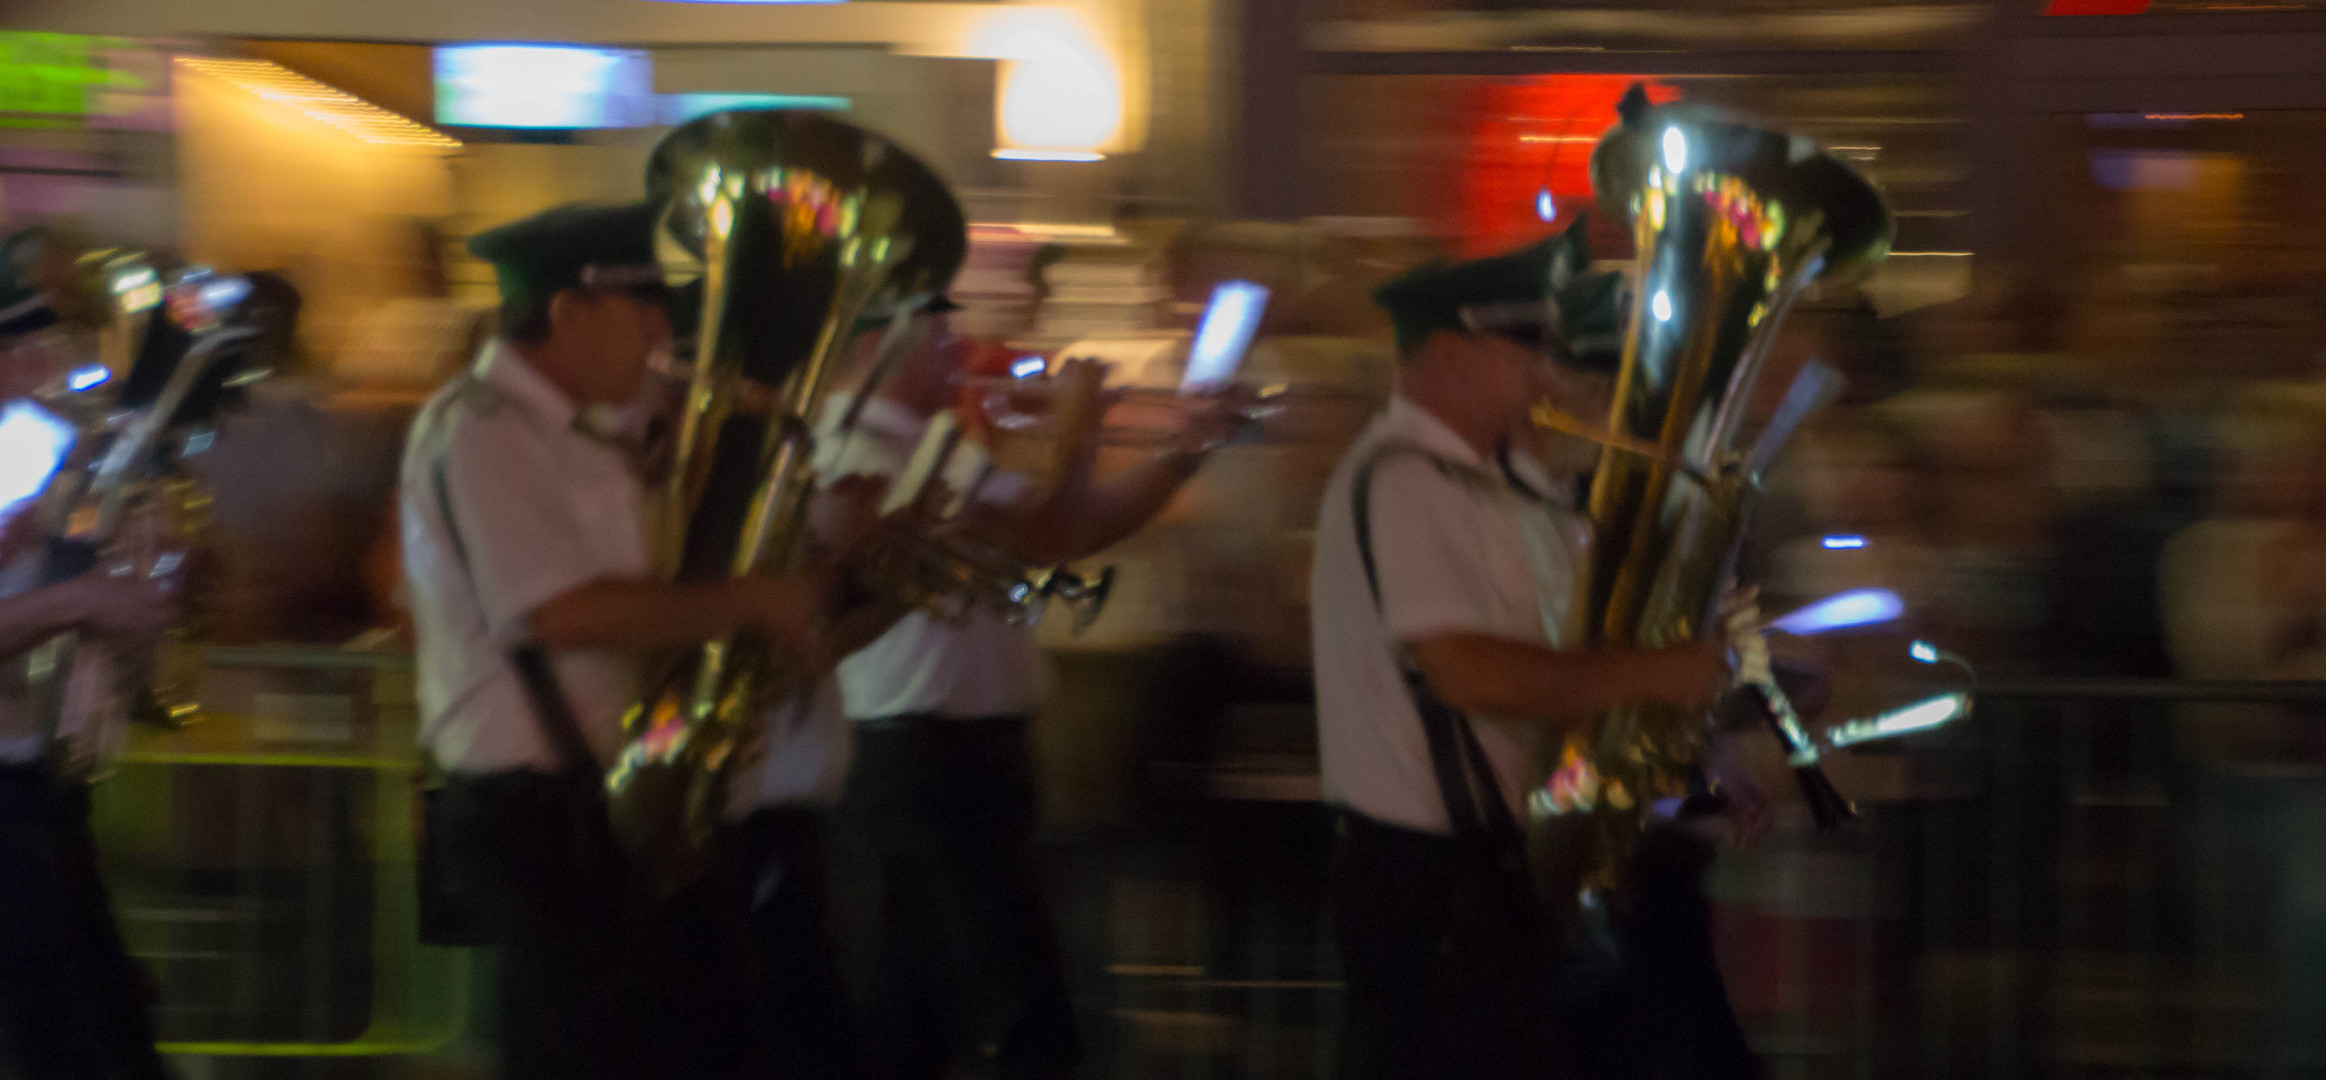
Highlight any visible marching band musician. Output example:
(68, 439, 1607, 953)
(0, 242, 174, 1080)
(399, 202, 829, 1080)
(1310, 228, 1766, 1080)
(817, 301, 1246, 1080)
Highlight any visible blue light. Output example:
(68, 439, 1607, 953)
(65, 365, 109, 392)
(1011, 356, 1047, 379)
(1768, 588, 1904, 636)
(1662, 127, 1688, 173)
(1535, 188, 1557, 223)
(660, 93, 851, 125)
(1825, 693, 1969, 749)
(1821, 534, 1867, 550)
(1909, 640, 1940, 664)
(198, 276, 251, 312)
(435, 45, 654, 129)
(1183, 280, 1269, 391)
(0, 401, 74, 514)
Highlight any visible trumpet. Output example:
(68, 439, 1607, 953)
(827, 357, 1118, 633)
(959, 376, 1363, 449)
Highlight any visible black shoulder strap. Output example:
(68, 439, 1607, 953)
(1350, 443, 1525, 851)
(419, 377, 601, 774)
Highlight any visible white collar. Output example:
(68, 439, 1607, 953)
(824, 390, 933, 442)
(1382, 394, 1489, 470)
(855, 393, 931, 440)
(475, 342, 579, 431)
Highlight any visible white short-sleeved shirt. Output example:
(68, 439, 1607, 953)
(1310, 396, 1586, 835)
(401, 344, 651, 774)
(0, 553, 49, 763)
(815, 392, 1042, 721)
(724, 678, 852, 815)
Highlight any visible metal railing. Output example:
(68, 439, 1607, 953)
(94, 644, 469, 1062)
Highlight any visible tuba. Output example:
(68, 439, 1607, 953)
(609, 110, 970, 892)
(1525, 87, 1891, 917)
(20, 252, 268, 773)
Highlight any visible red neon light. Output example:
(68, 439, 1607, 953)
(2042, 0, 2151, 13)
(1454, 75, 1680, 257)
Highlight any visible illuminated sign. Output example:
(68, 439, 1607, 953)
(0, 32, 162, 130)
(435, 44, 654, 129)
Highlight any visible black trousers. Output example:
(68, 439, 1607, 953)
(838, 716, 1078, 1080)
(0, 764, 167, 1080)
(728, 806, 860, 1080)
(1331, 811, 1573, 1080)
(1330, 811, 1762, 1080)
(432, 770, 762, 1080)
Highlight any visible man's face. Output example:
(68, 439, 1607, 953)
(1528, 363, 1617, 476)
(1451, 329, 1561, 434)
(557, 288, 671, 406)
(868, 312, 964, 415)
(1544, 363, 1616, 428)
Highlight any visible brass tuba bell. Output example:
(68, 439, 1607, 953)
(1526, 86, 1892, 918)
(20, 252, 268, 773)
(609, 110, 969, 893)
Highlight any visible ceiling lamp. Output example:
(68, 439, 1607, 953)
(176, 57, 461, 150)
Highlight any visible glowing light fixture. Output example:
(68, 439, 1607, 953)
(1011, 356, 1047, 379)
(1536, 188, 1558, 223)
(1821, 534, 1867, 550)
(1651, 289, 1673, 323)
(176, 58, 460, 148)
(1661, 126, 1688, 173)
(992, 149, 1105, 162)
(1909, 640, 1939, 664)
(977, 9, 1122, 162)
(1768, 588, 1904, 636)
(65, 365, 109, 392)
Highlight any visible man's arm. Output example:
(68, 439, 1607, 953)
(439, 420, 829, 663)
(0, 574, 171, 660)
(1011, 448, 1203, 564)
(527, 575, 828, 660)
(1405, 632, 1724, 733)
(0, 580, 101, 659)
(987, 391, 1250, 564)
(826, 597, 914, 658)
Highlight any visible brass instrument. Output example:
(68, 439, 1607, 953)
(1525, 87, 1892, 915)
(843, 356, 1117, 633)
(609, 110, 971, 892)
(624, 355, 1122, 636)
(957, 377, 1357, 448)
(21, 255, 268, 773)
(863, 362, 1344, 632)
